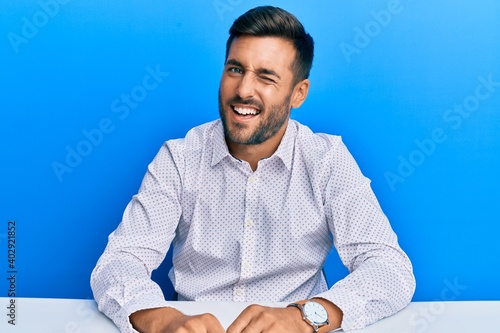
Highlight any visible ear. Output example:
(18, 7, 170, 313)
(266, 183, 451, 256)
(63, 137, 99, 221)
(290, 79, 310, 109)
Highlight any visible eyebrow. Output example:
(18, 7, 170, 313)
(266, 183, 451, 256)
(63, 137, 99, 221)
(226, 59, 282, 81)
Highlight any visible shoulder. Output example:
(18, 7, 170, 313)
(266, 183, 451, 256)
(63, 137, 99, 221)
(291, 120, 361, 177)
(168, 120, 219, 147)
(151, 120, 220, 173)
(292, 120, 343, 158)
(164, 120, 220, 155)
(291, 120, 366, 191)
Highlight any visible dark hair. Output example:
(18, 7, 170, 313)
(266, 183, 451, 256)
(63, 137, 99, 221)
(225, 6, 314, 85)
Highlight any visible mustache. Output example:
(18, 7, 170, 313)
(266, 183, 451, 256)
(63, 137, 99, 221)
(227, 96, 264, 110)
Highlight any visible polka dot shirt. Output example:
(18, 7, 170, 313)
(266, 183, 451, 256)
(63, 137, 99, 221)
(91, 119, 415, 332)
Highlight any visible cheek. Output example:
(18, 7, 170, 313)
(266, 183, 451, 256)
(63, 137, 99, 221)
(261, 89, 282, 105)
(220, 76, 235, 95)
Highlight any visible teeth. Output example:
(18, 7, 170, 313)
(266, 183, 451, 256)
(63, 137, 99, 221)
(234, 107, 259, 115)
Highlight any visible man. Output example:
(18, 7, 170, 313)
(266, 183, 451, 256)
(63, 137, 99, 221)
(91, 6, 415, 333)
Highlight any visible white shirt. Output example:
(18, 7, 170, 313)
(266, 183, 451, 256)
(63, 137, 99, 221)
(91, 119, 415, 332)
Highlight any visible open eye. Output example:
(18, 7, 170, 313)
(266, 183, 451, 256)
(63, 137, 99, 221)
(228, 67, 243, 75)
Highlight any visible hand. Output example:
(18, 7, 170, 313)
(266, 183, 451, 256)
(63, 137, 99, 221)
(130, 306, 225, 333)
(227, 304, 311, 333)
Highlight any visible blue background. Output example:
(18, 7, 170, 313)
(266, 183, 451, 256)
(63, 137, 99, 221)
(1, 0, 499, 302)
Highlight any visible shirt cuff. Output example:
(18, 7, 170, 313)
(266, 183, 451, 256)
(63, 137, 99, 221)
(314, 287, 368, 331)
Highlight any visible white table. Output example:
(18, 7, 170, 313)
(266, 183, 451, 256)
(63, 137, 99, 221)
(1, 297, 499, 332)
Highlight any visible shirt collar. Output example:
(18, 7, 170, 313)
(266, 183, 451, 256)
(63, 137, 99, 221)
(211, 120, 231, 167)
(271, 120, 295, 171)
(210, 119, 296, 171)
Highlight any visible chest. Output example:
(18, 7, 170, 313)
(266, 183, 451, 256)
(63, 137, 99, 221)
(178, 160, 329, 243)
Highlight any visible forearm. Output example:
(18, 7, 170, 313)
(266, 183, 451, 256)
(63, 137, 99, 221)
(131, 306, 226, 333)
(130, 307, 184, 333)
(317, 254, 415, 331)
(91, 253, 171, 333)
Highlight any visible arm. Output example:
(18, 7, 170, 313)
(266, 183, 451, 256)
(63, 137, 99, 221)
(226, 298, 342, 333)
(316, 140, 416, 330)
(130, 307, 225, 333)
(90, 143, 184, 333)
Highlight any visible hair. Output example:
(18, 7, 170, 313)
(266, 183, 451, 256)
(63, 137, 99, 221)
(225, 6, 314, 86)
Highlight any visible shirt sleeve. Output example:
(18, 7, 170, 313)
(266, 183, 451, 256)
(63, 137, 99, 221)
(316, 139, 416, 331)
(90, 142, 183, 333)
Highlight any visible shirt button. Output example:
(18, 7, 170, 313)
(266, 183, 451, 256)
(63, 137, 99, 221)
(243, 262, 251, 271)
(248, 176, 256, 184)
(245, 219, 254, 227)
(235, 288, 243, 296)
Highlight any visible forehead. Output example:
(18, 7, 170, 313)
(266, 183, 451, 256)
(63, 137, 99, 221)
(226, 36, 296, 77)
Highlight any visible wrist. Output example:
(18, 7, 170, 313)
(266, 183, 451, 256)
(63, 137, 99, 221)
(311, 298, 343, 332)
(285, 305, 316, 332)
(288, 298, 343, 333)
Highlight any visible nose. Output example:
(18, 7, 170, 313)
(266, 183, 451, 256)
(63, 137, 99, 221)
(235, 72, 256, 100)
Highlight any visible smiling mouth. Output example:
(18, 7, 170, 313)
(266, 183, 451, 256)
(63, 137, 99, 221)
(232, 105, 261, 116)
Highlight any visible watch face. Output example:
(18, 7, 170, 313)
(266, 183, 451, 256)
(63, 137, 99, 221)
(303, 301, 328, 324)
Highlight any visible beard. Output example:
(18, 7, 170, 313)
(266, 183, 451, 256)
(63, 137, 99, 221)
(218, 91, 292, 145)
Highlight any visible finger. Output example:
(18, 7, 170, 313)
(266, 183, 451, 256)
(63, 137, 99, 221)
(227, 304, 266, 333)
(203, 313, 226, 333)
(179, 313, 226, 333)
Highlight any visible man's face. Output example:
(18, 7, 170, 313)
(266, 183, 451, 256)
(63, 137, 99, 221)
(219, 35, 298, 146)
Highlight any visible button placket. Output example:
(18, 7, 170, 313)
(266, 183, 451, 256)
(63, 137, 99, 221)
(239, 174, 258, 292)
(233, 285, 245, 301)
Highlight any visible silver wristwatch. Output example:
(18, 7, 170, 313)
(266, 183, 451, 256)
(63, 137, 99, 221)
(288, 300, 330, 333)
